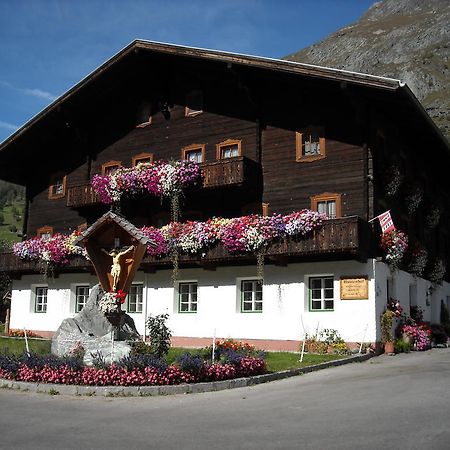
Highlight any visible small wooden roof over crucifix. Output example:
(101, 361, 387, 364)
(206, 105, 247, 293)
(74, 211, 154, 294)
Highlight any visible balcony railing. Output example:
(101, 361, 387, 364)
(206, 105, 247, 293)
(0, 217, 373, 276)
(66, 157, 258, 208)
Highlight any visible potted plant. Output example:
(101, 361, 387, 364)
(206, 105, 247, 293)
(381, 309, 396, 354)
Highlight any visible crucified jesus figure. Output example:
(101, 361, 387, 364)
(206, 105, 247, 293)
(101, 245, 135, 291)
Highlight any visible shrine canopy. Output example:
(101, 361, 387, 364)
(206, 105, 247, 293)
(74, 211, 154, 294)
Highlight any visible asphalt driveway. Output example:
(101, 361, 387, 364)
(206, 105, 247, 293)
(1, 349, 449, 449)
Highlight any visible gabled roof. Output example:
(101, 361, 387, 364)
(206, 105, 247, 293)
(0, 39, 448, 158)
(75, 210, 153, 247)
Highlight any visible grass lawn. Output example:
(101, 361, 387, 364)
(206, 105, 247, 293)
(167, 347, 346, 372)
(0, 337, 51, 355)
(0, 339, 348, 373)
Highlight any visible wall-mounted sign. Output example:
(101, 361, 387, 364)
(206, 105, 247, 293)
(340, 276, 368, 300)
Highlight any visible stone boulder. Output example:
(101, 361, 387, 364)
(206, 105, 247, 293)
(51, 284, 140, 365)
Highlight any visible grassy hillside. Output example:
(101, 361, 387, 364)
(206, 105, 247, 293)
(0, 181, 25, 246)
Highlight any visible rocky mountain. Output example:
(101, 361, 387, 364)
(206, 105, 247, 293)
(285, 0, 450, 140)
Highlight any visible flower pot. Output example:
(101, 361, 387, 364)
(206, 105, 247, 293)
(384, 341, 395, 354)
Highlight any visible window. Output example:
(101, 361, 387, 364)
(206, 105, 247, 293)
(178, 282, 198, 313)
(127, 284, 143, 313)
(75, 285, 89, 313)
(309, 276, 334, 311)
(182, 144, 205, 163)
(35, 287, 48, 313)
(216, 139, 241, 159)
(102, 161, 122, 176)
(37, 225, 53, 240)
(296, 127, 326, 162)
(132, 152, 154, 167)
(48, 173, 67, 199)
(241, 280, 263, 312)
(185, 90, 203, 116)
(311, 193, 342, 219)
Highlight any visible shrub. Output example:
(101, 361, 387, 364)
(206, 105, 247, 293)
(176, 352, 205, 379)
(394, 339, 412, 353)
(130, 341, 153, 356)
(430, 324, 448, 345)
(146, 313, 172, 358)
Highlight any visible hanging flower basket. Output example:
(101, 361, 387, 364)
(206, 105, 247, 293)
(404, 186, 423, 215)
(380, 230, 408, 269)
(384, 165, 403, 197)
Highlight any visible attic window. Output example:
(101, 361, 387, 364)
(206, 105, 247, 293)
(182, 144, 205, 163)
(48, 173, 67, 199)
(185, 90, 203, 117)
(296, 127, 326, 162)
(216, 139, 241, 159)
(132, 153, 154, 166)
(102, 161, 122, 176)
(311, 193, 341, 219)
(37, 226, 53, 240)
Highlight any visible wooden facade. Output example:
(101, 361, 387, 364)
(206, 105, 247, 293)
(0, 40, 449, 279)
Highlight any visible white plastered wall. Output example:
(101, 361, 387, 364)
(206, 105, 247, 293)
(11, 259, 450, 344)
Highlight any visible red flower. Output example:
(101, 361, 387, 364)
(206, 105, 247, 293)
(115, 290, 127, 304)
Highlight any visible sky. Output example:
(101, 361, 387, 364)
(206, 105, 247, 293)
(0, 0, 375, 143)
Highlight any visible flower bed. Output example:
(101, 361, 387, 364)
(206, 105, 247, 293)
(0, 344, 266, 387)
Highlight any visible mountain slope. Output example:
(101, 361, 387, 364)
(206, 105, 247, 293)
(285, 0, 450, 140)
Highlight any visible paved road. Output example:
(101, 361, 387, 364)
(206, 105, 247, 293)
(1, 349, 450, 450)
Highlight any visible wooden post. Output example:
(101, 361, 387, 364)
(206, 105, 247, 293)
(5, 308, 10, 334)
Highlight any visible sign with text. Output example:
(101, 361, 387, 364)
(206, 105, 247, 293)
(340, 276, 368, 300)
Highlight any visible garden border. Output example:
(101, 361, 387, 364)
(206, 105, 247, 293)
(0, 353, 373, 397)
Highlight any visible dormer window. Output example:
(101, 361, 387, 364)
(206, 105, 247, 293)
(296, 127, 326, 162)
(182, 144, 205, 163)
(185, 90, 203, 117)
(132, 153, 154, 167)
(216, 139, 241, 159)
(102, 161, 122, 176)
(48, 173, 66, 199)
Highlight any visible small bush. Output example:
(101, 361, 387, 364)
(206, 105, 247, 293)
(430, 323, 448, 345)
(176, 352, 205, 378)
(395, 339, 412, 353)
(145, 314, 172, 358)
(130, 341, 153, 356)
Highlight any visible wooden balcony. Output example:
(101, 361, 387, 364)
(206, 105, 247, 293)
(0, 217, 374, 277)
(66, 157, 259, 208)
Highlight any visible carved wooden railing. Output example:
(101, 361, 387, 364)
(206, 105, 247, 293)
(201, 156, 246, 188)
(66, 157, 256, 208)
(0, 217, 373, 276)
(66, 183, 99, 208)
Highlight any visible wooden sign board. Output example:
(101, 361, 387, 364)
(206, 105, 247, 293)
(340, 276, 368, 300)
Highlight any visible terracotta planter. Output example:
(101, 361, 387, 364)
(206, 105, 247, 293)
(384, 341, 395, 354)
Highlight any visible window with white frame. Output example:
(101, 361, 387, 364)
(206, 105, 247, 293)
(34, 287, 48, 313)
(241, 280, 263, 312)
(309, 276, 334, 311)
(75, 285, 89, 313)
(127, 284, 143, 313)
(178, 282, 198, 313)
